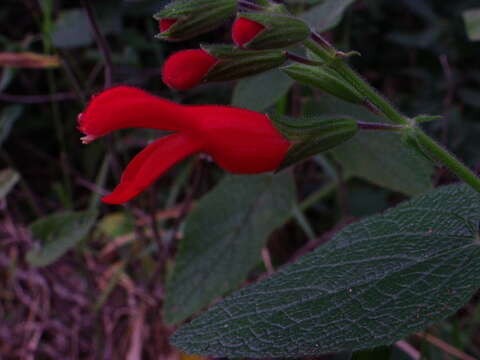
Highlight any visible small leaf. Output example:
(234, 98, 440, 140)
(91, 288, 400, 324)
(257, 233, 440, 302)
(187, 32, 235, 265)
(463, 8, 480, 41)
(27, 210, 98, 267)
(171, 184, 480, 358)
(96, 211, 134, 238)
(0, 52, 60, 68)
(164, 173, 295, 324)
(232, 69, 294, 111)
(301, 0, 358, 32)
(0, 168, 20, 199)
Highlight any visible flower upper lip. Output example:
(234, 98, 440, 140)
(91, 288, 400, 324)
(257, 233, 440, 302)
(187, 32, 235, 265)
(79, 86, 291, 204)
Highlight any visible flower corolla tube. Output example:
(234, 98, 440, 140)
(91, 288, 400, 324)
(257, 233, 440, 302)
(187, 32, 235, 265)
(78, 86, 291, 204)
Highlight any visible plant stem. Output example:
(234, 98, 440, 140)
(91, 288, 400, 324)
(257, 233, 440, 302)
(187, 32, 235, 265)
(357, 121, 404, 131)
(82, 0, 113, 88)
(331, 60, 408, 125)
(303, 34, 480, 193)
(303, 38, 334, 62)
(238, 0, 264, 11)
(415, 130, 480, 192)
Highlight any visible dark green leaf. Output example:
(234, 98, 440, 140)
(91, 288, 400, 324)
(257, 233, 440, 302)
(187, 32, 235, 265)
(305, 96, 434, 196)
(172, 184, 480, 358)
(231, 69, 294, 111)
(164, 173, 295, 324)
(301, 0, 357, 32)
(27, 210, 98, 266)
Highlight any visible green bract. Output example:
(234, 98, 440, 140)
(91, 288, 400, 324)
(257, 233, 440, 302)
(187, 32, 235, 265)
(201, 44, 287, 82)
(283, 63, 364, 104)
(239, 12, 311, 50)
(153, 0, 237, 41)
(270, 114, 358, 169)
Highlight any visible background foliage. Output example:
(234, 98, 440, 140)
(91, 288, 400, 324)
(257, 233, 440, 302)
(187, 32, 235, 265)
(1, 0, 480, 359)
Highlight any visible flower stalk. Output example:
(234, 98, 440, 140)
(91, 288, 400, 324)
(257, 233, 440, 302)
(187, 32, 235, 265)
(303, 33, 480, 193)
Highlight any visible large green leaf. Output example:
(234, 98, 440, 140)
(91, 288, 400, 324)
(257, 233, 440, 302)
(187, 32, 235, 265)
(164, 173, 295, 325)
(305, 96, 434, 196)
(301, 0, 358, 32)
(231, 69, 294, 111)
(27, 210, 98, 266)
(172, 184, 480, 357)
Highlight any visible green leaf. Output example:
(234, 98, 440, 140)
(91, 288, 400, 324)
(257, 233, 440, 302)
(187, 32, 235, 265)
(164, 173, 295, 325)
(231, 69, 294, 111)
(305, 96, 434, 196)
(171, 184, 480, 358)
(0, 168, 20, 199)
(0, 105, 23, 146)
(301, 0, 358, 32)
(27, 210, 98, 266)
(52, 4, 122, 48)
(51, 9, 92, 48)
(463, 8, 480, 42)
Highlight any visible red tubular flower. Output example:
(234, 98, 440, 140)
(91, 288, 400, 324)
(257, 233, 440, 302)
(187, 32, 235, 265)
(159, 18, 178, 33)
(78, 86, 291, 204)
(232, 17, 266, 47)
(162, 49, 217, 91)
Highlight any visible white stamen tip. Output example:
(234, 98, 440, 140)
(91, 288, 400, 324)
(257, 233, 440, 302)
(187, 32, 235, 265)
(80, 135, 96, 144)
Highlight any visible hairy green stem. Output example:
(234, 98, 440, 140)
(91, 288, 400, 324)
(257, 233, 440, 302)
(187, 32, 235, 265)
(415, 130, 480, 192)
(331, 61, 408, 125)
(303, 35, 480, 193)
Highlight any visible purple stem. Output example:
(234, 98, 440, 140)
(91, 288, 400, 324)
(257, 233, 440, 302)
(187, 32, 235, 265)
(357, 121, 404, 131)
(286, 52, 324, 66)
(238, 0, 265, 11)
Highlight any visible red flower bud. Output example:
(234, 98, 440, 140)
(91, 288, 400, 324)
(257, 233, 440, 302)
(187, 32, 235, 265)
(78, 86, 291, 204)
(232, 17, 266, 48)
(162, 49, 217, 91)
(159, 18, 178, 33)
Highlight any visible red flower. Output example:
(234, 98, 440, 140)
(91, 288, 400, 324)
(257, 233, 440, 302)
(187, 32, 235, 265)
(162, 49, 217, 91)
(159, 18, 178, 33)
(78, 86, 291, 204)
(232, 17, 266, 48)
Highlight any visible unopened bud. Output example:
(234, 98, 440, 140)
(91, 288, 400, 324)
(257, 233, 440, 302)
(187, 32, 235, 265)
(154, 0, 237, 41)
(161, 45, 287, 90)
(232, 13, 310, 50)
(201, 44, 287, 82)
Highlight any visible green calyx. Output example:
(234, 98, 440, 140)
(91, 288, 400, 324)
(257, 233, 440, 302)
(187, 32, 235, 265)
(283, 63, 364, 104)
(239, 12, 311, 50)
(270, 114, 359, 170)
(201, 44, 287, 82)
(154, 0, 237, 41)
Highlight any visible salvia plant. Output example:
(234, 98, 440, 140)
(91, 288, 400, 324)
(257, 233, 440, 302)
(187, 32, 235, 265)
(74, 0, 480, 358)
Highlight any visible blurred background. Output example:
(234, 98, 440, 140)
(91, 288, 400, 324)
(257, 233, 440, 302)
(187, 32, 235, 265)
(1, 0, 480, 359)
